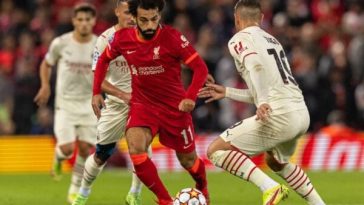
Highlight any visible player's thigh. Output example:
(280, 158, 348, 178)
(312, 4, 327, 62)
(270, 109, 310, 163)
(159, 112, 196, 153)
(126, 103, 159, 139)
(221, 113, 301, 157)
(54, 109, 76, 146)
(97, 101, 129, 145)
(220, 116, 268, 156)
(76, 113, 97, 146)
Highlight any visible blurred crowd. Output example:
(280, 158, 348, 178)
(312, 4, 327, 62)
(0, 0, 363, 135)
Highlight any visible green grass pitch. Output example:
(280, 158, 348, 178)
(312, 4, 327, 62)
(1, 170, 363, 205)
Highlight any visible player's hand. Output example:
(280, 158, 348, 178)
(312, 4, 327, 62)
(116, 92, 131, 104)
(255, 103, 272, 122)
(206, 74, 215, 84)
(198, 83, 226, 103)
(92, 94, 105, 119)
(34, 85, 51, 107)
(178, 98, 195, 112)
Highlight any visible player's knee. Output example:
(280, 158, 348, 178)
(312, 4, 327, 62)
(126, 128, 151, 155)
(78, 141, 93, 158)
(94, 143, 116, 165)
(58, 144, 74, 158)
(177, 153, 196, 169)
(265, 154, 285, 172)
(206, 145, 216, 160)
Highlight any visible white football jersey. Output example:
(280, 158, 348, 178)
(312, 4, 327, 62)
(45, 32, 97, 114)
(92, 26, 131, 104)
(228, 26, 306, 114)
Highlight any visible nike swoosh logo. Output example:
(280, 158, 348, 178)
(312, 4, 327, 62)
(127, 50, 136, 54)
(183, 144, 193, 149)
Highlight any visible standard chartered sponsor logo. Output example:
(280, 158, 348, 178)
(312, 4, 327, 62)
(130, 65, 165, 76)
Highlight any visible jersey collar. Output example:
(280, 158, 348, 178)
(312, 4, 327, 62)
(135, 24, 162, 43)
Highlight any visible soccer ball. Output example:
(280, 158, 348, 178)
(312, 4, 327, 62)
(173, 188, 207, 205)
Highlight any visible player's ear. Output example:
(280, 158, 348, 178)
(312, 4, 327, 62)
(90, 16, 96, 26)
(260, 13, 264, 24)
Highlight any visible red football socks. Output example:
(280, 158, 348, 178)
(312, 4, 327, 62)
(130, 153, 171, 201)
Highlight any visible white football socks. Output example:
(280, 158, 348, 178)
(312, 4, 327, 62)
(128, 145, 152, 195)
(209, 150, 278, 192)
(79, 153, 105, 197)
(68, 155, 86, 195)
(277, 163, 325, 205)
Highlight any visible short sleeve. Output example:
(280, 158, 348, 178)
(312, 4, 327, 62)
(45, 37, 61, 66)
(169, 28, 198, 65)
(228, 33, 258, 68)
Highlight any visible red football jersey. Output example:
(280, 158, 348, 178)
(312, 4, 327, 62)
(104, 25, 205, 111)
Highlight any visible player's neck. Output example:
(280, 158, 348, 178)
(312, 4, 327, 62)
(72, 32, 93, 43)
(239, 21, 259, 31)
(114, 24, 122, 31)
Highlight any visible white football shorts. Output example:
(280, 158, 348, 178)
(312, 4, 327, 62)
(96, 98, 129, 145)
(54, 108, 97, 146)
(220, 107, 310, 163)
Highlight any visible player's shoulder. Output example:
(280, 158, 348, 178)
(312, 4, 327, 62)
(114, 27, 134, 37)
(53, 32, 72, 44)
(229, 30, 253, 45)
(97, 27, 116, 43)
(100, 27, 116, 39)
(161, 24, 181, 36)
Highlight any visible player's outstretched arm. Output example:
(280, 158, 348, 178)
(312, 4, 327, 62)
(198, 83, 226, 103)
(225, 87, 254, 104)
(34, 59, 52, 107)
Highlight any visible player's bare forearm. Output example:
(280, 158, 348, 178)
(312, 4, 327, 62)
(101, 80, 131, 103)
(198, 83, 226, 103)
(34, 59, 52, 107)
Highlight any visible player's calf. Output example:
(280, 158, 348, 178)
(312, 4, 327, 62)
(178, 153, 209, 204)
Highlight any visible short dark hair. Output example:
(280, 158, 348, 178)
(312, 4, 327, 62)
(234, 0, 261, 21)
(73, 2, 96, 17)
(128, 0, 165, 17)
(116, 0, 129, 7)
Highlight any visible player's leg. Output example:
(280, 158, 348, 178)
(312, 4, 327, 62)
(68, 140, 93, 203)
(126, 145, 152, 204)
(69, 121, 96, 204)
(265, 110, 325, 205)
(176, 151, 209, 203)
(207, 117, 288, 204)
(266, 153, 325, 205)
(126, 127, 172, 204)
(72, 142, 115, 205)
(52, 109, 77, 180)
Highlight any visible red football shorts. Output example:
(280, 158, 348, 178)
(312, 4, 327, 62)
(126, 102, 196, 153)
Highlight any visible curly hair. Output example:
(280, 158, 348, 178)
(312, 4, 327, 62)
(128, 0, 165, 17)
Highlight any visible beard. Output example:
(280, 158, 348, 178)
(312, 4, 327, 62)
(137, 25, 157, 40)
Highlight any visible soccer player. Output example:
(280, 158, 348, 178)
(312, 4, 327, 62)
(198, 0, 326, 205)
(91, 0, 210, 204)
(72, 1, 151, 205)
(33, 3, 97, 204)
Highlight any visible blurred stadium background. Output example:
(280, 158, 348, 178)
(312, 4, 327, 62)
(1, 0, 364, 204)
